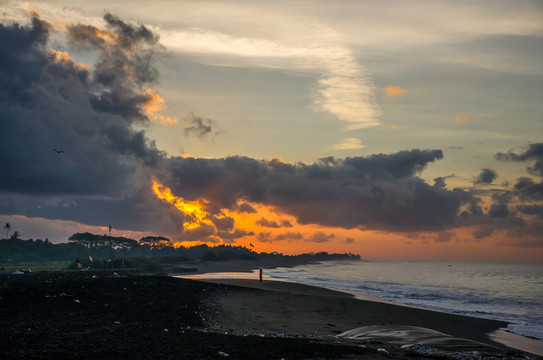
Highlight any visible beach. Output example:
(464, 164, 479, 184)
(1, 266, 539, 359)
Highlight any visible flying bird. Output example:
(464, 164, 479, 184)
(53, 149, 64, 154)
(249, 243, 254, 248)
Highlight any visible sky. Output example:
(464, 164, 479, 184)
(1, 0, 542, 261)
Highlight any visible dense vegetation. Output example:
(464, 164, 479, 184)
(0, 232, 361, 266)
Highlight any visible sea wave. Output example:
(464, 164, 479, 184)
(266, 261, 543, 341)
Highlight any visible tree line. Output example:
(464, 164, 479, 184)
(0, 231, 361, 263)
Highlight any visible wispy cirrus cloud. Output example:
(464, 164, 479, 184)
(329, 138, 365, 151)
(161, 24, 381, 130)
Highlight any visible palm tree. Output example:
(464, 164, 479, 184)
(4, 223, 10, 239)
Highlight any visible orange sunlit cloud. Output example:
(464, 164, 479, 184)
(149, 180, 436, 258)
(382, 85, 406, 96)
(143, 88, 165, 113)
(67, 23, 118, 46)
(50, 49, 72, 62)
(151, 179, 339, 252)
(49, 49, 90, 71)
(24, 8, 41, 19)
(148, 180, 543, 261)
(143, 88, 178, 125)
(152, 180, 212, 230)
(454, 113, 472, 122)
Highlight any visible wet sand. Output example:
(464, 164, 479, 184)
(179, 260, 543, 358)
(197, 279, 507, 349)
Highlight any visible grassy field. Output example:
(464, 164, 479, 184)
(0, 260, 70, 273)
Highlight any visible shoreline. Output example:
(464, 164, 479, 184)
(173, 259, 543, 357)
(195, 277, 543, 357)
(163, 257, 321, 276)
(0, 271, 540, 359)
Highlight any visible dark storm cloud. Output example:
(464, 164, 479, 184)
(433, 174, 454, 188)
(0, 185, 184, 235)
(474, 168, 497, 184)
(464, 144, 543, 246)
(102, 13, 158, 50)
(67, 13, 162, 125)
(517, 205, 543, 219)
(215, 228, 254, 242)
(434, 231, 454, 243)
(472, 226, 494, 240)
(256, 218, 293, 228)
(496, 143, 543, 201)
(307, 231, 335, 243)
(236, 203, 257, 213)
(274, 232, 304, 241)
(488, 203, 510, 218)
(210, 215, 235, 231)
(0, 14, 182, 235)
(162, 149, 473, 232)
(514, 177, 543, 200)
(257, 232, 272, 243)
(3, 14, 540, 247)
(183, 113, 217, 139)
(496, 143, 543, 177)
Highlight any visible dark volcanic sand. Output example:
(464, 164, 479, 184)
(0, 272, 535, 359)
(0, 272, 401, 359)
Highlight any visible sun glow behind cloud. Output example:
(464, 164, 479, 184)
(2, 2, 543, 261)
(152, 180, 211, 230)
(151, 178, 354, 253)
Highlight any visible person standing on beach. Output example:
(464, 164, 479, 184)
(259, 268, 263, 282)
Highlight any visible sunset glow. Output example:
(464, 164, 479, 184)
(1, 1, 542, 261)
(152, 180, 211, 230)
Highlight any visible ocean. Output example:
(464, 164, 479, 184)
(264, 261, 543, 341)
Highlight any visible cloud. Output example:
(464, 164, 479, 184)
(307, 231, 335, 243)
(454, 114, 472, 122)
(257, 231, 272, 243)
(184, 112, 218, 139)
(162, 23, 381, 130)
(329, 138, 365, 151)
(514, 177, 543, 200)
(143, 88, 178, 125)
(433, 174, 455, 188)
(215, 228, 254, 242)
(488, 203, 510, 218)
(496, 143, 543, 200)
(256, 218, 293, 228)
(211, 215, 235, 231)
(236, 203, 257, 213)
(434, 231, 454, 243)
(474, 168, 497, 185)
(162, 149, 473, 232)
(2, 12, 541, 248)
(382, 85, 406, 96)
(274, 231, 304, 241)
(472, 225, 494, 240)
(0, 13, 184, 235)
(496, 143, 543, 177)
(517, 205, 543, 219)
